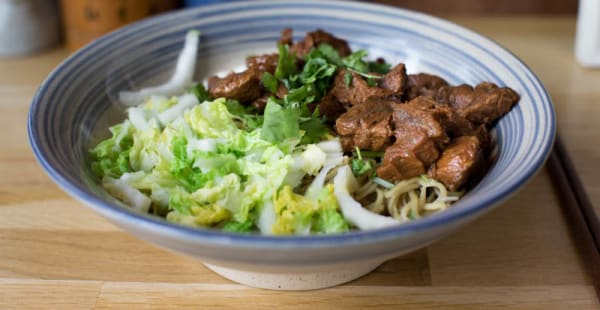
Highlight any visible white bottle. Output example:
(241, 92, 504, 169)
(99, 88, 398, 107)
(575, 0, 600, 67)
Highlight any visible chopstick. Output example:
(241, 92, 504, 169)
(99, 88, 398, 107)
(547, 134, 600, 300)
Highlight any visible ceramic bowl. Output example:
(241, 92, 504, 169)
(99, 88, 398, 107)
(28, 0, 555, 290)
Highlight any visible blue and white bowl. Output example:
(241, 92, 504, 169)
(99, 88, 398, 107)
(28, 0, 555, 290)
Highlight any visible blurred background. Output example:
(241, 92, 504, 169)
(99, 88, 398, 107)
(0, 0, 580, 56)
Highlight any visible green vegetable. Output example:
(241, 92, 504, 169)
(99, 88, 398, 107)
(366, 77, 377, 87)
(261, 98, 301, 143)
(341, 49, 388, 81)
(312, 43, 342, 66)
(368, 60, 392, 74)
(222, 220, 255, 233)
(190, 83, 212, 102)
(312, 185, 349, 234)
(271, 184, 349, 235)
(185, 98, 239, 139)
(299, 111, 328, 145)
(272, 185, 316, 235)
(342, 50, 370, 74)
(350, 147, 373, 177)
(343, 70, 353, 86)
(224, 99, 263, 131)
(261, 72, 278, 94)
(275, 44, 298, 79)
(90, 122, 134, 179)
(170, 135, 210, 192)
(359, 150, 385, 158)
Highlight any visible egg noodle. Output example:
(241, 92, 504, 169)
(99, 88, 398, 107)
(315, 162, 462, 223)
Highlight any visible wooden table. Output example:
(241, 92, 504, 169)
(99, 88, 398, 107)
(1, 16, 599, 309)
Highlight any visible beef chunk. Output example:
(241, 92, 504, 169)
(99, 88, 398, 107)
(376, 143, 425, 182)
(246, 53, 279, 76)
(436, 82, 520, 125)
(375, 96, 459, 182)
(435, 84, 474, 109)
(331, 69, 390, 107)
(394, 129, 440, 167)
(335, 99, 395, 151)
(279, 28, 293, 46)
(208, 70, 261, 103)
(391, 97, 450, 146)
(428, 136, 484, 191)
(380, 63, 407, 97)
(291, 29, 352, 58)
(317, 93, 346, 122)
(404, 73, 449, 100)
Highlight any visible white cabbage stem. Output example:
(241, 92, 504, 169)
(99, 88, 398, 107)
(333, 165, 398, 230)
(103, 177, 151, 213)
(119, 30, 201, 105)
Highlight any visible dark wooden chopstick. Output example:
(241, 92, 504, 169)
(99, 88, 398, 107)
(547, 134, 600, 300)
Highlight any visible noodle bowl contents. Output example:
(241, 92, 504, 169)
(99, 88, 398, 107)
(90, 29, 520, 235)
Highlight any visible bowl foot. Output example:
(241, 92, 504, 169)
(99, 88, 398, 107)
(204, 260, 383, 290)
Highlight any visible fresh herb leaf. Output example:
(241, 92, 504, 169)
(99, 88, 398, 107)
(368, 60, 392, 74)
(261, 98, 301, 143)
(285, 57, 336, 105)
(285, 85, 314, 105)
(224, 99, 264, 131)
(261, 72, 278, 93)
(299, 116, 328, 144)
(191, 83, 212, 102)
(350, 147, 373, 177)
(347, 68, 383, 81)
(306, 43, 342, 66)
(343, 70, 353, 86)
(366, 77, 377, 87)
(275, 44, 298, 79)
(223, 99, 246, 116)
(342, 50, 370, 74)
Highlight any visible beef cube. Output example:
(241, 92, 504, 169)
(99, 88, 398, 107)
(207, 70, 261, 103)
(436, 82, 520, 125)
(279, 28, 293, 46)
(404, 73, 449, 100)
(380, 63, 407, 97)
(394, 129, 440, 167)
(464, 82, 520, 124)
(317, 93, 346, 122)
(391, 97, 449, 146)
(376, 143, 425, 182)
(428, 136, 484, 191)
(291, 29, 352, 58)
(331, 69, 390, 107)
(435, 84, 475, 109)
(246, 53, 279, 76)
(335, 99, 395, 151)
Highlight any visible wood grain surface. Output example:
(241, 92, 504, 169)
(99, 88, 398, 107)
(1, 16, 599, 309)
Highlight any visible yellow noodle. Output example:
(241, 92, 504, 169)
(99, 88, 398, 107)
(351, 174, 462, 222)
